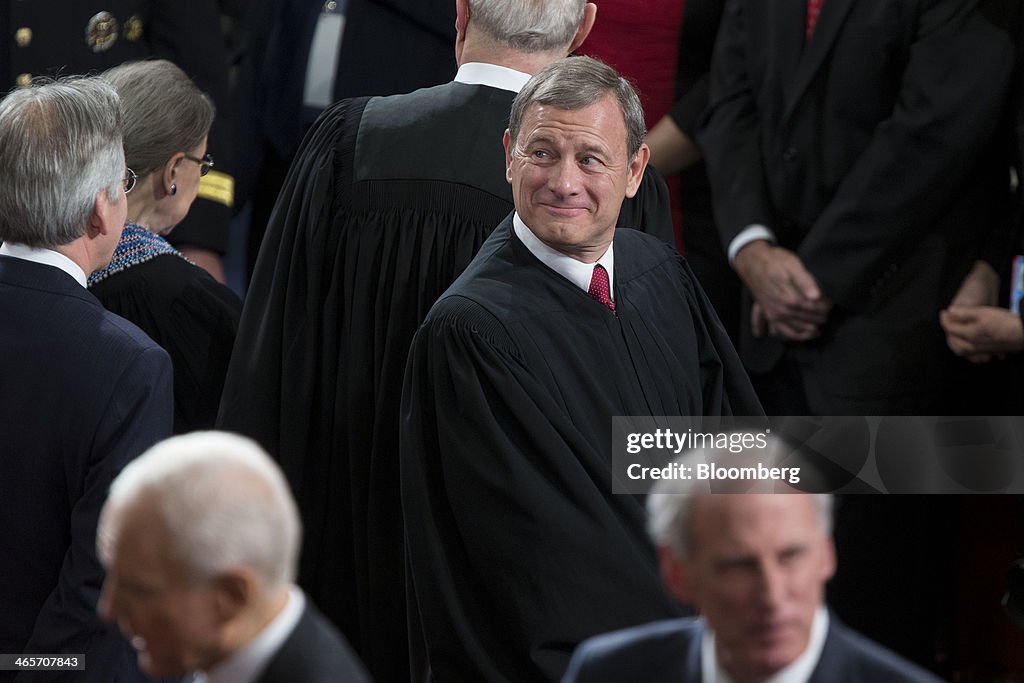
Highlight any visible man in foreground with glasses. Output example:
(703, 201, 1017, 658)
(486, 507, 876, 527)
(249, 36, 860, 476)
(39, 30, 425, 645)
(0, 76, 173, 680)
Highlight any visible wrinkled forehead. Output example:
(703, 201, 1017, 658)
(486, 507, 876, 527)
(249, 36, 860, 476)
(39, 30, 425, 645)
(516, 96, 628, 150)
(688, 494, 824, 555)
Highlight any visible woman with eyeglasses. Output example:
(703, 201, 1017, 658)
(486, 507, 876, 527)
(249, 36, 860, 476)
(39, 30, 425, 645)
(89, 59, 241, 433)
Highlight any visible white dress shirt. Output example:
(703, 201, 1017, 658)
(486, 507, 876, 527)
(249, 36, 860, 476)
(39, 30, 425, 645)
(728, 224, 777, 264)
(513, 212, 615, 302)
(701, 607, 830, 683)
(0, 241, 87, 288)
(454, 62, 531, 94)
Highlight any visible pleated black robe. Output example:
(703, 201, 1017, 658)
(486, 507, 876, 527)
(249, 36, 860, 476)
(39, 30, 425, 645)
(218, 80, 675, 683)
(91, 253, 241, 434)
(401, 216, 763, 681)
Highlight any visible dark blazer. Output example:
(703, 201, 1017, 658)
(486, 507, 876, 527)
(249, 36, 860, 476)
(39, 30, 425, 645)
(562, 616, 943, 683)
(699, 0, 1016, 412)
(256, 604, 371, 683)
(0, 255, 173, 681)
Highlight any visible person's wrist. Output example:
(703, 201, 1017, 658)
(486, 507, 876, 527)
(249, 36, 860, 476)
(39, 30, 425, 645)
(733, 239, 771, 277)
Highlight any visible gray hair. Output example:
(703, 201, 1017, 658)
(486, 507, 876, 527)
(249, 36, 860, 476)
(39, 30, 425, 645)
(646, 437, 834, 560)
(509, 56, 646, 159)
(103, 60, 214, 177)
(469, 0, 585, 52)
(0, 77, 124, 248)
(99, 431, 301, 589)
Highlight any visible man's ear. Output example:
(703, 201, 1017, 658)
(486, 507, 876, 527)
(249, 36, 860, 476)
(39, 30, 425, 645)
(502, 129, 513, 184)
(821, 537, 837, 584)
(624, 143, 650, 199)
(88, 189, 119, 238)
(211, 569, 255, 624)
(567, 3, 597, 55)
(454, 0, 470, 64)
(658, 545, 697, 606)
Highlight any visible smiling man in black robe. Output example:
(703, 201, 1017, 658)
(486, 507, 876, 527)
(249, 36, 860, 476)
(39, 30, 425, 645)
(400, 56, 763, 682)
(217, 2, 678, 681)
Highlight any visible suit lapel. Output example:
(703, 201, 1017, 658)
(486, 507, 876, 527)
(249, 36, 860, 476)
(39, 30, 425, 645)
(684, 621, 704, 683)
(782, 0, 859, 123)
(773, 0, 808, 95)
(807, 616, 846, 683)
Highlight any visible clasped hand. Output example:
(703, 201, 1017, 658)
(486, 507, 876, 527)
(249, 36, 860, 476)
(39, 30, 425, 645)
(734, 241, 832, 341)
(939, 260, 1021, 363)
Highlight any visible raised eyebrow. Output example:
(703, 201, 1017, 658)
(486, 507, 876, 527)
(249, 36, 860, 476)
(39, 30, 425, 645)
(522, 133, 557, 147)
(578, 143, 612, 159)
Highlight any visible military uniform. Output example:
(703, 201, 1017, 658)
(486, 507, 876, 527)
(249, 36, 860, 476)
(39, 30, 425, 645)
(1, 1, 235, 253)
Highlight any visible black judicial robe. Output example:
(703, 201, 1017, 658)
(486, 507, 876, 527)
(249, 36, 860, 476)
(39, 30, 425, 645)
(90, 254, 241, 434)
(400, 216, 763, 682)
(218, 83, 673, 682)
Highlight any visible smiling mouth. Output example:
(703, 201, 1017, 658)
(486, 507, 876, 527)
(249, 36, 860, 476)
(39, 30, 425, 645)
(541, 204, 588, 216)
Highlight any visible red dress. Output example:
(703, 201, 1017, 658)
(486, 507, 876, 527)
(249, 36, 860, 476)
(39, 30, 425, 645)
(578, 0, 685, 128)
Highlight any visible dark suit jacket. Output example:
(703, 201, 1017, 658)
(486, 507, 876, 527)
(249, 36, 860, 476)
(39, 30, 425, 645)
(255, 604, 370, 683)
(0, 255, 173, 682)
(562, 616, 942, 682)
(699, 0, 1016, 412)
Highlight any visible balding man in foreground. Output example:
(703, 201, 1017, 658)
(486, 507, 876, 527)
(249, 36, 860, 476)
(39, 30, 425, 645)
(97, 432, 369, 683)
(564, 446, 941, 681)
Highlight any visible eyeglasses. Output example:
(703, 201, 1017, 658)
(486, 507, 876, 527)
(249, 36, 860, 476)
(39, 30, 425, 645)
(123, 168, 137, 194)
(183, 152, 215, 177)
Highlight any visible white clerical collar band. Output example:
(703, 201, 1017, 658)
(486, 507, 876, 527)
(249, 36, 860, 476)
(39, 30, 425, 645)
(454, 62, 531, 93)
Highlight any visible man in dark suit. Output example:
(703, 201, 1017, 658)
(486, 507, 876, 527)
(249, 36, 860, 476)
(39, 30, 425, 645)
(0, 76, 173, 681)
(97, 432, 370, 683)
(1, 0, 236, 280)
(563, 452, 941, 682)
(698, 0, 1016, 414)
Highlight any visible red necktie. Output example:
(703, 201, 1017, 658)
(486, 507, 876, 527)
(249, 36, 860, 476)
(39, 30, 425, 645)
(588, 264, 615, 312)
(806, 0, 824, 41)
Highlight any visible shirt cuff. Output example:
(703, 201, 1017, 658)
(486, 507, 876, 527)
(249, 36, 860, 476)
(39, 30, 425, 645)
(728, 225, 777, 265)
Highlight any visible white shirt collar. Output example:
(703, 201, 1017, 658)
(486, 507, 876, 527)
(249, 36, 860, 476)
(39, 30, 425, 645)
(197, 586, 306, 683)
(454, 62, 531, 93)
(512, 212, 614, 300)
(0, 241, 87, 288)
(701, 607, 830, 683)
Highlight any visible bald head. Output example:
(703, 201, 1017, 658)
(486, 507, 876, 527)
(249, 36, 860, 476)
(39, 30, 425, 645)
(98, 431, 301, 589)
